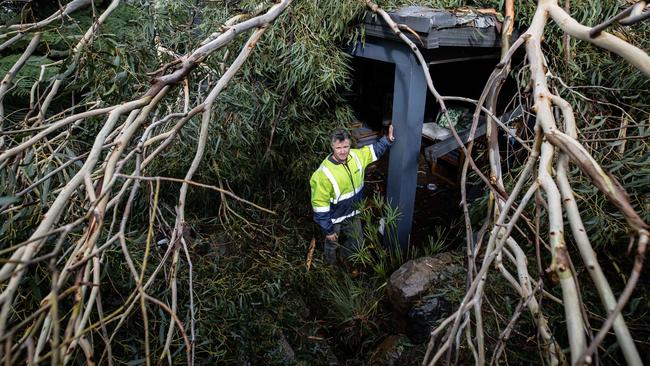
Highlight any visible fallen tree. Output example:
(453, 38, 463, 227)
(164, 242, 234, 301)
(0, 0, 649, 364)
(363, 1, 650, 364)
(1, 1, 292, 364)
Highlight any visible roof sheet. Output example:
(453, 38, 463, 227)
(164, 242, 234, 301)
(363, 6, 503, 49)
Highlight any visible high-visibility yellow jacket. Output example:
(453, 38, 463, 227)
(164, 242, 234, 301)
(309, 137, 392, 235)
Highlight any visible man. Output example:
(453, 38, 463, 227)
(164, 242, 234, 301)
(310, 126, 395, 265)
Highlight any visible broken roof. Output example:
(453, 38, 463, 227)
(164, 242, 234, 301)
(363, 6, 503, 49)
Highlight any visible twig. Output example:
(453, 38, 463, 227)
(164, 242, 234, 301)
(590, 1, 649, 37)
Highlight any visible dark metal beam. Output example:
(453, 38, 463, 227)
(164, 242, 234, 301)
(427, 54, 499, 65)
(349, 38, 428, 251)
(386, 53, 428, 251)
(346, 5, 504, 250)
(348, 39, 412, 65)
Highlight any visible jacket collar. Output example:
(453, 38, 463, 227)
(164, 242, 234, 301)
(327, 154, 349, 165)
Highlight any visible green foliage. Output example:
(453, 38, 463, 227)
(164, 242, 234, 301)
(350, 193, 463, 279)
(436, 106, 470, 130)
(147, 0, 368, 210)
(2, 0, 650, 363)
(422, 225, 453, 256)
(322, 274, 384, 349)
(0, 54, 57, 98)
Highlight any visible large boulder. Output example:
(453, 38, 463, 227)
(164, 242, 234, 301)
(387, 252, 464, 342)
(387, 253, 459, 313)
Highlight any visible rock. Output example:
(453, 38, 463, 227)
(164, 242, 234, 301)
(369, 334, 410, 366)
(387, 253, 458, 314)
(407, 294, 451, 343)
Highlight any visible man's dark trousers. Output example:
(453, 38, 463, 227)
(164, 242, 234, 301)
(324, 216, 363, 265)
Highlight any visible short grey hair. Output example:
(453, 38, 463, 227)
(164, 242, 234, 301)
(330, 128, 351, 144)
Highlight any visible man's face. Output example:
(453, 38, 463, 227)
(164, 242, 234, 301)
(331, 139, 351, 163)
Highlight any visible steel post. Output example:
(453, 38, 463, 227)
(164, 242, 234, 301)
(386, 54, 427, 250)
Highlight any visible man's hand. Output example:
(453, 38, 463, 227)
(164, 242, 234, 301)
(388, 124, 395, 143)
(325, 233, 338, 242)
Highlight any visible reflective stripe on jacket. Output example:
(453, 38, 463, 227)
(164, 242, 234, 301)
(309, 136, 391, 235)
